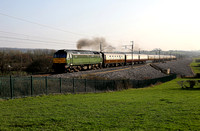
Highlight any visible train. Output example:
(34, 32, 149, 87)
(53, 49, 176, 72)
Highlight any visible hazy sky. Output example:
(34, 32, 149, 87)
(0, 0, 200, 51)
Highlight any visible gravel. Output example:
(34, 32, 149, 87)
(155, 58, 194, 77)
(50, 58, 194, 80)
(93, 65, 167, 80)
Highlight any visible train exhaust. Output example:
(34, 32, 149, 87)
(76, 37, 115, 52)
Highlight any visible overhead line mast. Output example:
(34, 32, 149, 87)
(123, 41, 134, 68)
(131, 41, 134, 68)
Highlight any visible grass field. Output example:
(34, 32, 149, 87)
(190, 58, 200, 74)
(1, 77, 200, 130)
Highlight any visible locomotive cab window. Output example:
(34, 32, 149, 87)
(54, 53, 66, 58)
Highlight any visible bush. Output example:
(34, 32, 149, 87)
(26, 57, 52, 74)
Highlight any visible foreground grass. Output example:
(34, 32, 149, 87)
(1, 78, 200, 130)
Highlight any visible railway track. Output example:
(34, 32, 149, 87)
(32, 63, 148, 77)
(30, 58, 194, 80)
(80, 64, 147, 77)
(45, 63, 149, 79)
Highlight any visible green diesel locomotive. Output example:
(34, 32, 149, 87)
(53, 50, 103, 72)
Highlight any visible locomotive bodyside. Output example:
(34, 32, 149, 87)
(53, 50, 102, 72)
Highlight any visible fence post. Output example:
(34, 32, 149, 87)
(45, 76, 48, 95)
(10, 75, 13, 99)
(31, 76, 33, 96)
(73, 78, 75, 93)
(85, 79, 87, 92)
(60, 77, 62, 93)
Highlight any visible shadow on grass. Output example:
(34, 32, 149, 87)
(192, 64, 200, 67)
(171, 87, 200, 91)
(181, 87, 200, 90)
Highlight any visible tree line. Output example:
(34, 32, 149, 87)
(0, 48, 55, 75)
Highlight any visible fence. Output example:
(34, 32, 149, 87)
(0, 74, 177, 99)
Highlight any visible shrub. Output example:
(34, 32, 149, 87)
(26, 57, 52, 74)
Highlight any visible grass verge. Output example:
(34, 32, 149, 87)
(1, 78, 200, 130)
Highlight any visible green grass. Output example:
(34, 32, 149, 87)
(1, 78, 200, 130)
(190, 58, 200, 74)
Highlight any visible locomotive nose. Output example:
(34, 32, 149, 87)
(53, 58, 66, 63)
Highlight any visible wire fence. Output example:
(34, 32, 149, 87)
(0, 74, 177, 99)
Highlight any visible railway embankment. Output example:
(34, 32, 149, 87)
(51, 58, 194, 80)
(155, 58, 194, 77)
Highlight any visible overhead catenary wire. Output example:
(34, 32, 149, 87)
(0, 11, 133, 49)
(0, 12, 90, 37)
(0, 36, 76, 45)
(0, 30, 77, 43)
(0, 30, 123, 46)
(0, 39, 76, 48)
(0, 12, 125, 44)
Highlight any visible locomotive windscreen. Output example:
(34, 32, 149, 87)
(53, 52, 67, 58)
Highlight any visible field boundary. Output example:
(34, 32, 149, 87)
(0, 74, 177, 99)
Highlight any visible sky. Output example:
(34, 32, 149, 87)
(0, 0, 200, 51)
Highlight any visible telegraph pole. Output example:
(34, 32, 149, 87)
(170, 51, 172, 60)
(100, 42, 102, 52)
(131, 41, 134, 68)
(158, 49, 161, 62)
(156, 48, 161, 62)
(123, 41, 134, 68)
